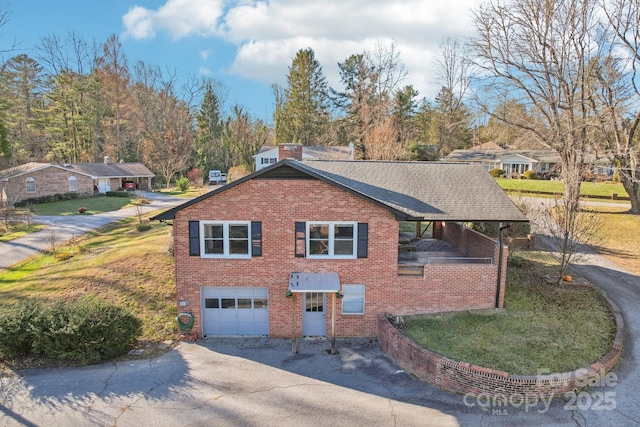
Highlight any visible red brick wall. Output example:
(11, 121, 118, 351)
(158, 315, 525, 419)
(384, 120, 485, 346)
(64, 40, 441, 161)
(173, 178, 509, 338)
(441, 222, 508, 308)
(3, 167, 94, 203)
(377, 290, 624, 399)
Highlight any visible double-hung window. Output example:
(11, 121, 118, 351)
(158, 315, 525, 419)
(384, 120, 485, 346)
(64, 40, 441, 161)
(306, 222, 357, 259)
(200, 221, 251, 258)
(26, 177, 36, 193)
(68, 176, 78, 192)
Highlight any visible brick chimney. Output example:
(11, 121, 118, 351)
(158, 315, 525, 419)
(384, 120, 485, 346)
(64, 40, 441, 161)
(278, 144, 303, 161)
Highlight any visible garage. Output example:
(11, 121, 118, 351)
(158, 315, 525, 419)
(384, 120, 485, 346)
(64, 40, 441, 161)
(201, 287, 268, 336)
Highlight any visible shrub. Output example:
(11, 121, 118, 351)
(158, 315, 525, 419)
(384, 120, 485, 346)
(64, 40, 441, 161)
(175, 176, 190, 191)
(612, 169, 620, 183)
(582, 171, 596, 182)
(137, 223, 152, 232)
(54, 251, 74, 261)
(105, 191, 131, 198)
(186, 168, 202, 186)
(0, 297, 142, 364)
(0, 300, 44, 356)
(489, 168, 505, 178)
(522, 170, 537, 180)
(78, 207, 87, 213)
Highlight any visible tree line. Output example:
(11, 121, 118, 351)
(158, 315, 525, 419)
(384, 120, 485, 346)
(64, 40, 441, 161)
(0, 0, 639, 218)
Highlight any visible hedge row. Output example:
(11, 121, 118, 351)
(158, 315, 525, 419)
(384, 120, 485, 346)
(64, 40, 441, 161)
(14, 191, 96, 207)
(0, 297, 142, 364)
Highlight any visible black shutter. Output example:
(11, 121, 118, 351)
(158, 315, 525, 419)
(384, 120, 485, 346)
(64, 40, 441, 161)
(357, 223, 368, 258)
(251, 221, 262, 257)
(295, 222, 306, 257)
(188, 221, 200, 256)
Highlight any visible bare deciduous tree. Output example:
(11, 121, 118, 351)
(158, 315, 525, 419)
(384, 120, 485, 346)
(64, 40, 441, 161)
(472, 0, 602, 282)
(593, 0, 640, 214)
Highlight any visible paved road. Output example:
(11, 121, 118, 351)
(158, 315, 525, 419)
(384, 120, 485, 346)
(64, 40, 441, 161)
(0, 192, 188, 270)
(0, 195, 639, 426)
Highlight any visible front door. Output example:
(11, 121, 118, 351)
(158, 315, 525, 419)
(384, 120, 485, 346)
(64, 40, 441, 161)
(97, 178, 111, 193)
(302, 292, 326, 336)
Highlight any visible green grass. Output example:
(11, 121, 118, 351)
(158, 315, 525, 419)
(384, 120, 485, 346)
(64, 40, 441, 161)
(0, 223, 45, 242)
(402, 251, 615, 375)
(33, 196, 134, 216)
(496, 178, 628, 198)
(0, 214, 176, 343)
(156, 186, 212, 198)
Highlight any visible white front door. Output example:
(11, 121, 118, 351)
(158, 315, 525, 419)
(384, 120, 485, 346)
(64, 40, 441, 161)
(302, 292, 326, 336)
(97, 178, 111, 193)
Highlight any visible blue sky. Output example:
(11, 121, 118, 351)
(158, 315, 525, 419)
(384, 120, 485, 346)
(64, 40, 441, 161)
(1, 0, 481, 122)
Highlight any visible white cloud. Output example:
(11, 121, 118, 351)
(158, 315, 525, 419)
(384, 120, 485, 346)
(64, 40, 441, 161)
(123, 0, 482, 100)
(222, 0, 482, 99)
(123, 0, 225, 40)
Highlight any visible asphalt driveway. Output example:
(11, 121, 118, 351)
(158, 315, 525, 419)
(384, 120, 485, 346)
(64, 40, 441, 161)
(0, 192, 187, 270)
(3, 332, 637, 427)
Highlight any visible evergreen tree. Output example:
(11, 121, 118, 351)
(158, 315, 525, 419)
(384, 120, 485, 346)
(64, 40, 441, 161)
(194, 81, 227, 173)
(278, 48, 331, 146)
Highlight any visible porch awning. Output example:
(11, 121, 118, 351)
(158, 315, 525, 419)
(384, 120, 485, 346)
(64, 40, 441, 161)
(288, 272, 340, 292)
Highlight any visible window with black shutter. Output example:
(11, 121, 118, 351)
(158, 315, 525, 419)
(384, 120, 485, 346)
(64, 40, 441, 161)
(251, 221, 262, 257)
(357, 223, 368, 258)
(295, 222, 306, 257)
(189, 221, 200, 256)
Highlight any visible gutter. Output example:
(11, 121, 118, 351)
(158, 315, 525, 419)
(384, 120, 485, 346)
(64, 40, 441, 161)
(495, 223, 510, 309)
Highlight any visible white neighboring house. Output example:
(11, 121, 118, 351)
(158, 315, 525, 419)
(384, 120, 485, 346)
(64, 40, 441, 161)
(443, 149, 561, 178)
(254, 144, 354, 171)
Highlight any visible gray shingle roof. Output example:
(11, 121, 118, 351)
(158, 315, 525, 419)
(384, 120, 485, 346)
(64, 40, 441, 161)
(1, 162, 154, 179)
(0, 162, 51, 178)
(58, 163, 154, 178)
(152, 159, 527, 222)
(299, 160, 527, 222)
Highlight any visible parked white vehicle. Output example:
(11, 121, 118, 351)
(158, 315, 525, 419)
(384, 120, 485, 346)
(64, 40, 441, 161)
(208, 170, 223, 185)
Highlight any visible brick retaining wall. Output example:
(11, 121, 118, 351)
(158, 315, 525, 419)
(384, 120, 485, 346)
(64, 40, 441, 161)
(377, 292, 624, 399)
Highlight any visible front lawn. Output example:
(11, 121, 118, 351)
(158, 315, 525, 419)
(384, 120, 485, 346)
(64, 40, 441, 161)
(32, 195, 134, 216)
(589, 206, 640, 276)
(0, 214, 176, 346)
(496, 178, 628, 199)
(0, 223, 45, 242)
(402, 251, 616, 375)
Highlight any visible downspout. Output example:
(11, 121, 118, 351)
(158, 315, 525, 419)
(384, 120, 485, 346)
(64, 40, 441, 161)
(495, 223, 510, 309)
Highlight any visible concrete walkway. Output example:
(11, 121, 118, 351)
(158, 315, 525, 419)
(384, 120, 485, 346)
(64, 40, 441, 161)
(0, 192, 188, 270)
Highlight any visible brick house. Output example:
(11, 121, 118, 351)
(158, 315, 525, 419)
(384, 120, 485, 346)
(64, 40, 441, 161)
(152, 159, 527, 339)
(0, 159, 154, 205)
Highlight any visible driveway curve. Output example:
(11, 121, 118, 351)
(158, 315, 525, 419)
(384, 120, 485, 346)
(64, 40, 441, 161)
(0, 192, 188, 270)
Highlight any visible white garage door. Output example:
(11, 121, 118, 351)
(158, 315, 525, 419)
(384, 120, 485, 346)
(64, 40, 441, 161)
(201, 287, 269, 336)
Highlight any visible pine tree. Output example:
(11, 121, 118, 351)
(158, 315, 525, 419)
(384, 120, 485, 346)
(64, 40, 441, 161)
(278, 48, 331, 146)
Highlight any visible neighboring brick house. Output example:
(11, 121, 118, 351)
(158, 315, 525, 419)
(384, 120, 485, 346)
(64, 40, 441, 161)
(152, 159, 527, 339)
(0, 159, 154, 205)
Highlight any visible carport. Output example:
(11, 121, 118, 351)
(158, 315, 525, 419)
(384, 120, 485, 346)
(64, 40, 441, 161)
(288, 272, 340, 354)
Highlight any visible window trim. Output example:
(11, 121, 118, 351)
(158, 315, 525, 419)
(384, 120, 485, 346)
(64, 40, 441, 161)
(306, 221, 357, 259)
(25, 177, 36, 193)
(342, 284, 365, 315)
(68, 175, 78, 192)
(200, 221, 251, 259)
